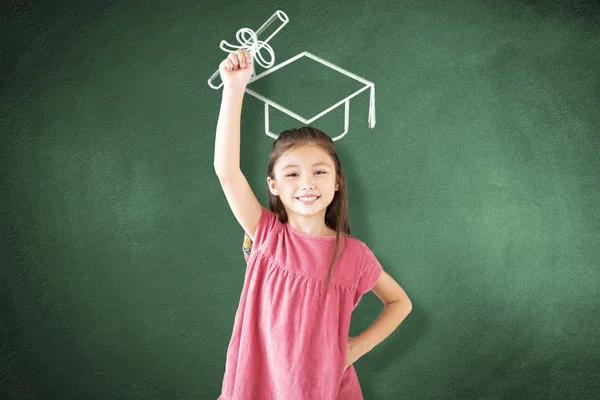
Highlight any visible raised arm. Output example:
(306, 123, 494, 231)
(213, 50, 262, 242)
(213, 85, 244, 177)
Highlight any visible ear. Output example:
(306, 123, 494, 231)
(267, 176, 279, 196)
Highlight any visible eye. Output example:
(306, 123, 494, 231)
(286, 171, 326, 177)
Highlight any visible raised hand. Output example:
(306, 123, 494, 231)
(219, 49, 254, 89)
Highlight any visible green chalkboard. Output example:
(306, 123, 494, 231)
(1, 0, 599, 398)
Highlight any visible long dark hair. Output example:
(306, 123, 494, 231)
(266, 127, 350, 293)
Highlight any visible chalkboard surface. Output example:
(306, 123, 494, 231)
(1, 0, 599, 398)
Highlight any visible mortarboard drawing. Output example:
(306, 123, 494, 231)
(208, 10, 376, 142)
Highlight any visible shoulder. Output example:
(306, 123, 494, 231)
(257, 206, 284, 231)
(341, 234, 371, 255)
(337, 235, 379, 275)
(346, 238, 383, 280)
(242, 206, 283, 261)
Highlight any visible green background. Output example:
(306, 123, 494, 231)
(2, 0, 599, 398)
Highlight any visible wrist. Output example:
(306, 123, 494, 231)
(222, 84, 247, 93)
(351, 336, 372, 357)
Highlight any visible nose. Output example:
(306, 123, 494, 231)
(302, 181, 316, 190)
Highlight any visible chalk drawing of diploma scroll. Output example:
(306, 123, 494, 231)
(207, 10, 289, 90)
(208, 10, 376, 142)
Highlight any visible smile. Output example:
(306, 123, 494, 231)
(296, 196, 320, 204)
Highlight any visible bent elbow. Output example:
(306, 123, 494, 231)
(404, 297, 413, 313)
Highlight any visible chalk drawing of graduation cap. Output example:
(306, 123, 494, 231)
(207, 10, 376, 142)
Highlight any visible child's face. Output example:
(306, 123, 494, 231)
(267, 145, 339, 218)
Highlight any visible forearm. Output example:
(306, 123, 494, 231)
(213, 86, 246, 177)
(354, 300, 412, 356)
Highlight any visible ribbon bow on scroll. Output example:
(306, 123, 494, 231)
(220, 28, 275, 69)
(207, 10, 289, 90)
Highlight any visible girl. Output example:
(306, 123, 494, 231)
(214, 49, 412, 400)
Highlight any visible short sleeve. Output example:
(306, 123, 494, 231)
(242, 206, 280, 262)
(353, 245, 384, 308)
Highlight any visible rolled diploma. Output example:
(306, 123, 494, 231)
(207, 10, 289, 90)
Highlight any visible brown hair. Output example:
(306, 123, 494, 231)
(266, 126, 350, 293)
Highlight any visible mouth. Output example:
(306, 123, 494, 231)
(296, 196, 320, 204)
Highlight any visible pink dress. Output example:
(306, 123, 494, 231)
(217, 206, 384, 400)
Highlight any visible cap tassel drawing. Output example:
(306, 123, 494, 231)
(208, 10, 376, 142)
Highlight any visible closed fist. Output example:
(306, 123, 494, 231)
(219, 49, 254, 89)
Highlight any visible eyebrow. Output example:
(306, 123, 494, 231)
(282, 162, 331, 170)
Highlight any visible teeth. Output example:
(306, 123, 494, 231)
(298, 197, 317, 201)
